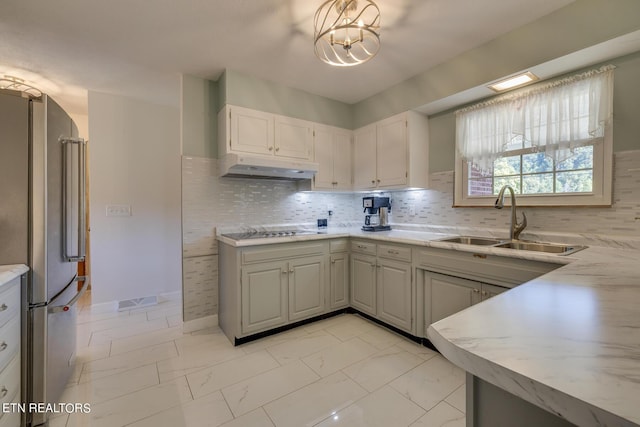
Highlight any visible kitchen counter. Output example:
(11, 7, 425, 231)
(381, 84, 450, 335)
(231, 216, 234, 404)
(0, 264, 28, 287)
(218, 227, 640, 426)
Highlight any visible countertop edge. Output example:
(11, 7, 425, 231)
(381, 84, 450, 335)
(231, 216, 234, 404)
(0, 264, 29, 287)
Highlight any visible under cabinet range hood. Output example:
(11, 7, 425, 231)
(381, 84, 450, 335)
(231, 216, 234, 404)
(219, 153, 319, 180)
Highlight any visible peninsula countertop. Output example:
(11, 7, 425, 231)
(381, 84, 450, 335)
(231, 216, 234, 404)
(0, 264, 28, 288)
(218, 227, 640, 426)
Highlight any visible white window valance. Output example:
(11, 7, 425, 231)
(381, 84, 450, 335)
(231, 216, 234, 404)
(455, 65, 614, 171)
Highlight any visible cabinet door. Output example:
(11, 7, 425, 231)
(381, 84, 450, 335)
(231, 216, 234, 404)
(333, 129, 352, 190)
(230, 106, 274, 155)
(353, 124, 377, 189)
(377, 259, 413, 333)
(376, 114, 408, 188)
(481, 283, 509, 301)
(274, 116, 313, 160)
(350, 253, 377, 315)
(424, 272, 481, 327)
(241, 262, 288, 334)
(288, 256, 325, 321)
(330, 253, 349, 309)
(313, 125, 335, 189)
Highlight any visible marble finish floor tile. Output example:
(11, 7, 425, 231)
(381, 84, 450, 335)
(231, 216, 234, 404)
(302, 337, 378, 377)
(67, 303, 470, 427)
(315, 385, 425, 427)
(222, 360, 319, 417)
(390, 355, 466, 411)
(263, 371, 368, 427)
(410, 401, 465, 427)
(342, 345, 426, 392)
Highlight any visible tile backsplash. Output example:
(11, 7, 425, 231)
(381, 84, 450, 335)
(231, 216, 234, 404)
(182, 150, 640, 322)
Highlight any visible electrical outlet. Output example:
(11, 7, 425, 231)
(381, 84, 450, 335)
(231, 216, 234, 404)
(106, 205, 132, 217)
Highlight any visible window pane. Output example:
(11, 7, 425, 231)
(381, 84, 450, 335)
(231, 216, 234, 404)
(494, 176, 520, 194)
(494, 156, 520, 177)
(556, 171, 593, 193)
(468, 178, 493, 196)
(522, 173, 553, 194)
(522, 152, 553, 174)
(557, 146, 594, 171)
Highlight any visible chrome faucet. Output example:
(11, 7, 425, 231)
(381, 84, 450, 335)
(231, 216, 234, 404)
(494, 185, 527, 241)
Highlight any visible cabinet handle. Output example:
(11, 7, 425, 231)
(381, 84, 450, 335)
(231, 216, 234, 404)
(357, 245, 366, 249)
(0, 387, 7, 398)
(282, 270, 288, 275)
(0, 304, 7, 312)
(268, 146, 274, 151)
(387, 250, 399, 255)
(371, 180, 376, 184)
(0, 342, 6, 352)
(289, 268, 294, 273)
(275, 147, 280, 152)
(473, 253, 487, 259)
(473, 288, 480, 293)
(482, 291, 488, 296)
(377, 179, 381, 183)
(331, 259, 336, 264)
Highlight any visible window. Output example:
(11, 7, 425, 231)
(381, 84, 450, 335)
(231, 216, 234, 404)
(454, 66, 613, 207)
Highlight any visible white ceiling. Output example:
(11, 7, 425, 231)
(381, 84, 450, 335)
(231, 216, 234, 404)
(0, 0, 576, 116)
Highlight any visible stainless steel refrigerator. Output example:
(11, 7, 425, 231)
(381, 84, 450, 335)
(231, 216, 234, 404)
(0, 89, 88, 427)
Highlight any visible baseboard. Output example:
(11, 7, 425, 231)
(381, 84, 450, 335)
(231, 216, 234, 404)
(183, 314, 218, 333)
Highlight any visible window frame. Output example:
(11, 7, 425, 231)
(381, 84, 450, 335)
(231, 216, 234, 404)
(454, 126, 613, 207)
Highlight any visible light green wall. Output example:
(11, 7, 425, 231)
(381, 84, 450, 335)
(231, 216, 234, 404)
(221, 69, 353, 129)
(353, 0, 640, 128)
(181, 75, 218, 158)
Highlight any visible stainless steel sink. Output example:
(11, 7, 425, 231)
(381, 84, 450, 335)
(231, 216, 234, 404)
(437, 236, 505, 246)
(494, 241, 586, 255)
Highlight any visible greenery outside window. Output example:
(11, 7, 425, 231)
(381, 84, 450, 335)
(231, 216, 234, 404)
(454, 66, 614, 207)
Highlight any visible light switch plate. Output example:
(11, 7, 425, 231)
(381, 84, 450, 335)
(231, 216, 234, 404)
(106, 204, 132, 217)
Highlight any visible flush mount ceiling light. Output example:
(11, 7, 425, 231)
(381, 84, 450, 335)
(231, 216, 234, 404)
(488, 72, 539, 92)
(314, 0, 381, 67)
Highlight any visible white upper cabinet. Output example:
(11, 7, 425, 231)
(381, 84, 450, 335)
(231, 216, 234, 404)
(274, 115, 313, 160)
(219, 105, 312, 161)
(313, 124, 352, 190)
(353, 111, 429, 190)
(353, 124, 377, 189)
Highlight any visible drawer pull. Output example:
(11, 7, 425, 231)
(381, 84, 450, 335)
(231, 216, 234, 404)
(473, 288, 480, 293)
(0, 387, 7, 398)
(0, 304, 7, 312)
(387, 250, 400, 255)
(473, 253, 487, 259)
(0, 342, 7, 352)
(331, 259, 336, 264)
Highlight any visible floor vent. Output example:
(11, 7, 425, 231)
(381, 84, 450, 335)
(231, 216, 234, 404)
(118, 296, 158, 311)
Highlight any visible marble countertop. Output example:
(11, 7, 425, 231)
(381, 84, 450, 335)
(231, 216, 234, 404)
(218, 225, 640, 426)
(0, 264, 29, 287)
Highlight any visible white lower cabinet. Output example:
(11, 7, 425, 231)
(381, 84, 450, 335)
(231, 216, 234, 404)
(241, 261, 288, 335)
(377, 258, 412, 332)
(329, 252, 349, 309)
(423, 271, 508, 329)
(350, 253, 377, 316)
(288, 256, 325, 321)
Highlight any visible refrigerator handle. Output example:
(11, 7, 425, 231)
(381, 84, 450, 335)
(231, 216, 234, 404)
(61, 137, 87, 262)
(48, 275, 90, 313)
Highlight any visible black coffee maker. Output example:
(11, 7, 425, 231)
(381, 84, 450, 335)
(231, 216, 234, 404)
(362, 196, 391, 232)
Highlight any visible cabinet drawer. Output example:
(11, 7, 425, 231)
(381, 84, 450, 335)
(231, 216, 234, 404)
(0, 317, 19, 371)
(0, 279, 20, 329)
(377, 244, 411, 262)
(330, 239, 348, 253)
(0, 355, 20, 411)
(351, 240, 376, 255)
(242, 243, 325, 264)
